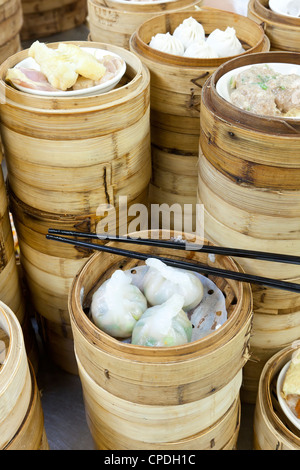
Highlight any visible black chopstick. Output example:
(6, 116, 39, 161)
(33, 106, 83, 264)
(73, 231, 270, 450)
(47, 228, 300, 266)
(46, 233, 300, 293)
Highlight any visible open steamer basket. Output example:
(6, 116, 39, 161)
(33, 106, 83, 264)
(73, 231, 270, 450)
(20, 0, 88, 41)
(88, 0, 203, 50)
(0, 0, 22, 64)
(130, 8, 270, 229)
(198, 51, 300, 404)
(254, 344, 300, 450)
(0, 42, 151, 374)
(248, 0, 300, 52)
(0, 301, 48, 450)
(69, 230, 253, 450)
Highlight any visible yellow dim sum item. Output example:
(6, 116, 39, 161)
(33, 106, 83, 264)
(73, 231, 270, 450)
(57, 43, 106, 81)
(282, 349, 300, 399)
(29, 41, 78, 91)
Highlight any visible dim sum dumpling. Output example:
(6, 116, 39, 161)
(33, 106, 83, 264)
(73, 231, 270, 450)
(29, 41, 78, 90)
(57, 43, 106, 81)
(90, 270, 147, 338)
(206, 27, 244, 58)
(149, 32, 184, 56)
(183, 41, 219, 58)
(173, 17, 206, 49)
(143, 258, 204, 311)
(131, 294, 193, 347)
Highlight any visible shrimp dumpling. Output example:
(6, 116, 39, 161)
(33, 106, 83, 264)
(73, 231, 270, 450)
(173, 17, 206, 49)
(206, 27, 244, 58)
(149, 32, 184, 56)
(90, 270, 147, 338)
(143, 258, 204, 311)
(131, 294, 193, 347)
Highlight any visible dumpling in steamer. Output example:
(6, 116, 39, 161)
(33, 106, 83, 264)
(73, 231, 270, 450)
(206, 27, 244, 58)
(131, 294, 193, 347)
(90, 270, 147, 338)
(183, 41, 219, 58)
(143, 258, 204, 311)
(149, 32, 185, 56)
(173, 17, 206, 49)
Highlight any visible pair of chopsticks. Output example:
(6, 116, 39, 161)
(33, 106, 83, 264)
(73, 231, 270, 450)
(46, 229, 300, 293)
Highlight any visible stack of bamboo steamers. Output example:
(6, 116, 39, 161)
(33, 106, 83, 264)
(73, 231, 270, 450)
(0, 0, 299, 451)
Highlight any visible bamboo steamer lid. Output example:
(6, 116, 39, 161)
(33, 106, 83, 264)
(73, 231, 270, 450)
(254, 344, 300, 450)
(0, 0, 23, 64)
(20, 0, 87, 41)
(0, 301, 32, 449)
(129, 8, 270, 227)
(88, 0, 203, 50)
(198, 50, 300, 403)
(248, 0, 300, 52)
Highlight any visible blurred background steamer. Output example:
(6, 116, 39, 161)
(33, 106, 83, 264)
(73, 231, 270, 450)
(87, 0, 203, 50)
(198, 51, 300, 404)
(248, 0, 300, 52)
(20, 0, 87, 41)
(0, 41, 151, 374)
(0, 0, 23, 65)
(130, 8, 270, 230)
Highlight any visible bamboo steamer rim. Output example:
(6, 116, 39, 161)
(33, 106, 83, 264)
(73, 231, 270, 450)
(130, 7, 265, 67)
(90, 0, 202, 13)
(0, 301, 25, 386)
(0, 41, 148, 113)
(258, 344, 300, 447)
(204, 50, 300, 134)
(249, 0, 300, 27)
(69, 230, 253, 361)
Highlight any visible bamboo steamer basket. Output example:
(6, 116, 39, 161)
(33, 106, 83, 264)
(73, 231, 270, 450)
(20, 0, 87, 41)
(88, 0, 203, 50)
(0, 42, 151, 216)
(130, 8, 270, 227)
(0, 301, 31, 449)
(0, 0, 22, 65)
(69, 230, 253, 449)
(198, 50, 300, 403)
(253, 344, 300, 450)
(248, 0, 300, 52)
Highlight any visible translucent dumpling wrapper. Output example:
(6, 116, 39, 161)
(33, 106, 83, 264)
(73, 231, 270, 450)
(142, 258, 204, 311)
(183, 41, 219, 58)
(149, 32, 185, 56)
(131, 294, 192, 347)
(206, 27, 244, 58)
(90, 270, 147, 338)
(173, 17, 206, 49)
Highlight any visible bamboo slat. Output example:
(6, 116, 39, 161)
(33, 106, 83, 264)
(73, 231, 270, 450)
(69, 230, 252, 448)
(88, 0, 203, 50)
(130, 9, 269, 228)
(20, 0, 87, 41)
(253, 345, 300, 450)
(198, 50, 300, 403)
(0, 0, 22, 64)
(248, 0, 300, 52)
